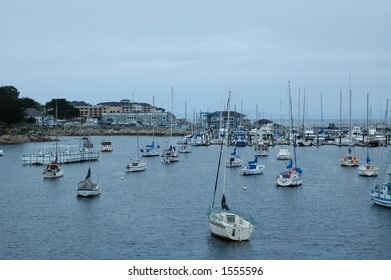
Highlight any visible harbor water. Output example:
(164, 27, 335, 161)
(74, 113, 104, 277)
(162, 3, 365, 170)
(1, 135, 391, 260)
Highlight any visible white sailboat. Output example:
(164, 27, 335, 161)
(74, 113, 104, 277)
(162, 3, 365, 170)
(225, 147, 242, 167)
(240, 156, 265, 176)
(340, 80, 359, 167)
(358, 94, 378, 176)
(179, 138, 192, 153)
(77, 167, 101, 197)
(208, 91, 254, 241)
(77, 125, 100, 197)
(140, 139, 160, 157)
(161, 86, 180, 163)
(125, 135, 147, 172)
(43, 104, 65, 179)
(276, 81, 303, 187)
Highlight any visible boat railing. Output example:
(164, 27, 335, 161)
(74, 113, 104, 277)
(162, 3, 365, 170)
(208, 206, 255, 225)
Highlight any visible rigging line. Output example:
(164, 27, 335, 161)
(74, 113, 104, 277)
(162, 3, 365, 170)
(211, 91, 231, 208)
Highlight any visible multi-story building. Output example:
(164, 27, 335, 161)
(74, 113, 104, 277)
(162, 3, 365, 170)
(204, 111, 247, 129)
(73, 99, 166, 122)
(97, 99, 164, 113)
(102, 112, 174, 127)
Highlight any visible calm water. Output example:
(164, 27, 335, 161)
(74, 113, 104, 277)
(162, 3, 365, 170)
(1, 135, 391, 260)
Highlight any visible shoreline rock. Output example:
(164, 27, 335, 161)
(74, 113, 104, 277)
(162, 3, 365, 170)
(0, 126, 191, 144)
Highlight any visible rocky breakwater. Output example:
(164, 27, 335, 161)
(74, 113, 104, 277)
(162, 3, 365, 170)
(0, 127, 53, 144)
(55, 126, 187, 137)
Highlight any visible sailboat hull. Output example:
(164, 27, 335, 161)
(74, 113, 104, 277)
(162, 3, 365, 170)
(208, 209, 254, 241)
(358, 164, 378, 176)
(370, 182, 391, 207)
(77, 179, 101, 197)
(125, 161, 147, 172)
(240, 165, 265, 175)
(340, 155, 359, 167)
(43, 169, 65, 178)
(276, 171, 303, 187)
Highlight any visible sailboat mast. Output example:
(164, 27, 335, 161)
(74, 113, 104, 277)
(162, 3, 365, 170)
(222, 92, 231, 197)
(55, 101, 58, 159)
(211, 91, 231, 208)
(385, 98, 389, 147)
(366, 93, 369, 158)
(302, 89, 306, 137)
(349, 73, 352, 141)
(297, 88, 300, 133)
(288, 81, 297, 167)
(170, 86, 173, 144)
(320, 93, 324, 131)
(339, 89, 342, 135)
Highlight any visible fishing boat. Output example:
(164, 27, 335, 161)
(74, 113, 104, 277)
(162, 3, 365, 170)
(125, 136, 147, 172)
(340, 77, 359, 167)
(370, 151, 391, 207)
(225, 147, 242, 167)
(358, 94, 378, 176)
(276, 81, 303, 187)
(100, 140, 113, 152)
(208, 91, 254, 241)
(240, 156, 265, 176)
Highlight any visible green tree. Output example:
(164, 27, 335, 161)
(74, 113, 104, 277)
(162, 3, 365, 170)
(45, 98, 79, 120)
(0, 86, 25, 123)
(19, 97, 43, 111)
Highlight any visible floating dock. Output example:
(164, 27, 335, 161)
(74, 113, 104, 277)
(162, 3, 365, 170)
(22, 145, 99, 165)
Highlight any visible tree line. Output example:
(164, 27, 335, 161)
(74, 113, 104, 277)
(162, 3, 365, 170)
(0, 86, 80, 124)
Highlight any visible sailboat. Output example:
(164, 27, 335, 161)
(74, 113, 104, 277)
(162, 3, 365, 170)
(225, 147, 242, 167)
(239, 156, 265, 176)
(358, 93, 378, 176)
(125, 135, 147, 172)
(276, 81, 303, 187)
(77, 124, 101, 197)
(208, 91, 254, 241)
(161, 86, 180, 163)
(179, 138, 192, 153)
(140, 139, 160, 157)
(43, 104, 65, 178)
(340, 79, 359, 167)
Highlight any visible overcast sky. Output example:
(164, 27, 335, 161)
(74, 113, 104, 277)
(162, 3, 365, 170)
(1, 0, 390, 121)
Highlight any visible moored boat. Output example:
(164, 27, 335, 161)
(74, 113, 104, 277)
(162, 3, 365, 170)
(208, 91, 254, 241)
(226, 147, 242, 167)
(77, 167, 101, 197)
(240, 156, 265, 176)
(100, 140, 113, 152)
